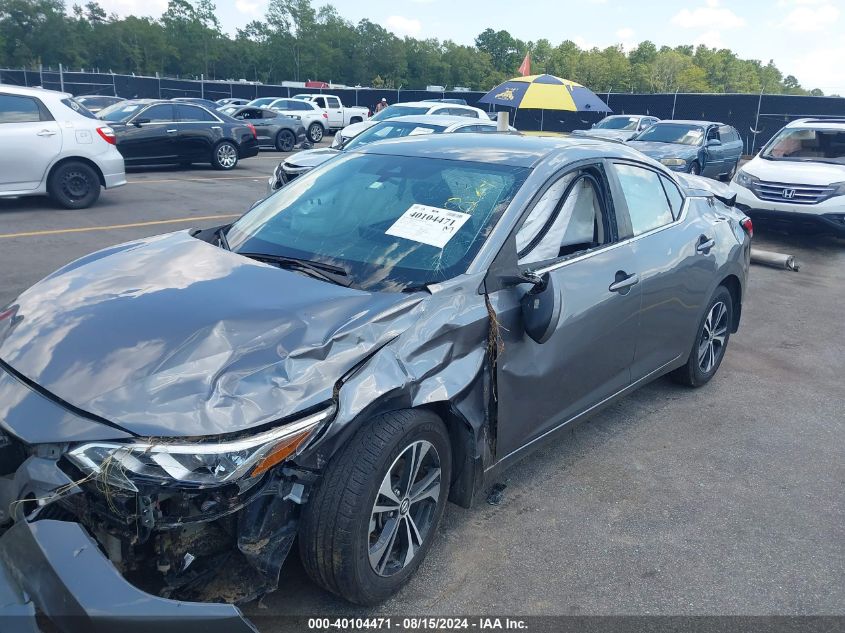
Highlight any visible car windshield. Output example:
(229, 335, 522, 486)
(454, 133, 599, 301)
(635, 123, 704, 145)
(761, 128, 845, 164)
(596, 116, 639, 130)
(220, 106, 239, 116)
(97, 102, 144, 122)
(226, 153, 530, 291)
(371, 105, 431, 121)
(344, 121, 448, 150)
(248, 98, 276, 107)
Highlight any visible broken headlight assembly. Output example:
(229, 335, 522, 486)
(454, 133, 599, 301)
(67, 404, 335, 493)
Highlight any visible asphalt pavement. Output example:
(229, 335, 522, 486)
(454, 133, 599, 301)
(0, 146, 842, 626)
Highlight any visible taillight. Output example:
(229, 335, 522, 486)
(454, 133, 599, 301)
(322, 112, 328, 119)
(246, 123, 257, 138)
(740, 217, 753, 238)
(96, 126, 116, 145)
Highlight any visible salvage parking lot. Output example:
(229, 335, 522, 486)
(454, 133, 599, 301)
(1, 146, 843, 626)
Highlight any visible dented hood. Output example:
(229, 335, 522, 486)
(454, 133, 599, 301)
(0, 231, 423, 438)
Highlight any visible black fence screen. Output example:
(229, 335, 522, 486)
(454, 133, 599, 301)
(2, 68, 843, 153)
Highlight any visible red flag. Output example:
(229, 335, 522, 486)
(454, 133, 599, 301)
(518, 52, 531, 76)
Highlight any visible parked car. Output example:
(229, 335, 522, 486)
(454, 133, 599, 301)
(731, 118, 845, 235)
(245, 97, 282, 108)
(221, 106, 307, 151)
(74, 94, 125, 114)
(265, 98, 329, 143)
(422, 98, 469, 105)
(98, 100, 259, 170)
(0, 134, 750, 631)
(268, 114, 515, 191)
(572, 114, 659, 142)
(628, 120, 743, 179)
(333, 100, 488, 148)
(171, 97, 223, 110)
(216, 98, 250, 107)
(0, 85, 125, 209)
(291, 93, 370, 137)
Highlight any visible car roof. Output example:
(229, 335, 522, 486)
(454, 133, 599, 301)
(0, 84, 71, 99)
(391, 101, 477, 109)
(383, 114, 493, 126)
(786, 117, 845, 129)
(655, 119, 725, 127)
(355, 133, 647, 167)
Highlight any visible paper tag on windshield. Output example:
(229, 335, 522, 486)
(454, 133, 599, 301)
(408, 127, 434, 136)
(386, 204, 471, 248)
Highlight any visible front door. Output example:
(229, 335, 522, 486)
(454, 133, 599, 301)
(0, 93, 61, 191)
(493, 162, 642, 459)
(324, 96, 343, 128)
(702, 125, 725, 177)
(120, 104, 177, 163)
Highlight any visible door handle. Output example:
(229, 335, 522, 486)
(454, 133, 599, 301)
(36, 129, 56, 136)
(608, 271, 639, 294)
(166, 129, 177, 134)
(696, 235, 715, 253)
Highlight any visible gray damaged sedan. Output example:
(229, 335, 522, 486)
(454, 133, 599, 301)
(0, 134, 751, 631)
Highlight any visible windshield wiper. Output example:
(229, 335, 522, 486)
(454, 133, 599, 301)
(239, 252, 353, 287)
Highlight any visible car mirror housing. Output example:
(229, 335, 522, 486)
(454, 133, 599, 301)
(520, 271, 562, 344)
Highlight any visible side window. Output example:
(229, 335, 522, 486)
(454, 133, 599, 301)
(431, 108, 448, 116)
(660, 175, 685, 220)
(719, 125, 733, 142)
(707, 126, 720, 142)
(326, 97, 341, 108)
(314, 97, 327, 109)
(177, 104, 216, 122)
(452, 108, 477, 118)
(517, 167, 611, 265)
(453, 125, 479, 133)
(139, 104, 174, 122)
(0, 94, 42, 123)
(614, 163, 675, 236)
(263, 109, 278, 119)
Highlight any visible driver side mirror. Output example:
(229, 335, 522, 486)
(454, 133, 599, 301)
(519, 272, 562, 344)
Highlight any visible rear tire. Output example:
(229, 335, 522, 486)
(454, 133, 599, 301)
(308, 122, 324, 143)
(212, 141, 239, 170)
(671, 286, 733, 387)
(299, 409, 451, 605)
(47, 161, 101, 209)
(275, 129, 296, 152)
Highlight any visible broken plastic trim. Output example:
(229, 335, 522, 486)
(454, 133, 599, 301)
(66, 403, 336, 492)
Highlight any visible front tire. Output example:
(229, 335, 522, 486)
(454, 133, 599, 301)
(275, 129, 296, 152)
(671, 286, 733, 387)
(212, 141, 239, 170)
(299, 409, 451, 605)
(308, 122, 324, 143)
(47, 161, 101, 209)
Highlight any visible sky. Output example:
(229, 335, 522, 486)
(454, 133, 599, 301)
(93, 0, 845, 94)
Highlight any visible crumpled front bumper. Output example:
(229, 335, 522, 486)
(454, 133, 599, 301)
(0, 519, 259, 633)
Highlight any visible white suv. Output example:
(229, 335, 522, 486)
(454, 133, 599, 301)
(0, 85, 126, 209)
(732, 118, 845, 235)
(266, 98, 328, 143)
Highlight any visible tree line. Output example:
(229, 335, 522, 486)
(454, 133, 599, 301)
(0, 0, 825, 95)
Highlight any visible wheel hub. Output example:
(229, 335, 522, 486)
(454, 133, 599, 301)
(399, 498, 410, 515)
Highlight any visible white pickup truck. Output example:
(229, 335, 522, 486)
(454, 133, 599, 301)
(292, 94, 370, 133)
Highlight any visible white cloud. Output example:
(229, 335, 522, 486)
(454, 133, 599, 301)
(671, 1, 746, 29)
(96, 0, 167, 17)
(616, 27, 634, 39)
(783, 43, 845, 92)
(693, 30, 726, 48)
(234, 0, 261, 16)
(384, 15, 422, 37)
(780, 3, 840, 31)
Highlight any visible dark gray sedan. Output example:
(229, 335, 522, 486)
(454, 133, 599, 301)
(0, 135, 751, 631)
(628, 119, 744, 180)
(220, 105, 307, 152)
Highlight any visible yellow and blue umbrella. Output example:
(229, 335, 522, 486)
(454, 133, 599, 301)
(479, 74, 611, 112)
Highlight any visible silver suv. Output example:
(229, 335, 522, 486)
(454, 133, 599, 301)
(0, 85, 126, 209)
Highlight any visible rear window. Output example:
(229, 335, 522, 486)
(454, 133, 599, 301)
(61, 98, 97, 119)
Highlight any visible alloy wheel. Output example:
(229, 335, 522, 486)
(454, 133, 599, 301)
(698, 300, 728, 374)
(216, 143, 237, 169)
(309, 124, 323, 143)
(368, 440, 441, 577)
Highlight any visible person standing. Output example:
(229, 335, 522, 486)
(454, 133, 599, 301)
(375, 97, 388, 113)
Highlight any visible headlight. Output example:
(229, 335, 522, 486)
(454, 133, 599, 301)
(734, 169, 758, 188)
(67, 404, 335, 492)
(660, 158, 687, 167)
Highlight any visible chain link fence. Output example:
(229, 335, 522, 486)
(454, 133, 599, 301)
(3, 67, 844, 152)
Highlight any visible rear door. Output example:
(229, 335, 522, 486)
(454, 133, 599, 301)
(608, 161, 715, 380)
(120, 104, 177, 163)
(0, 93, 61, 191)
(175, 104, 220, 161)
(721, 125, 742, 166)
(494, 161, 642, 458)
